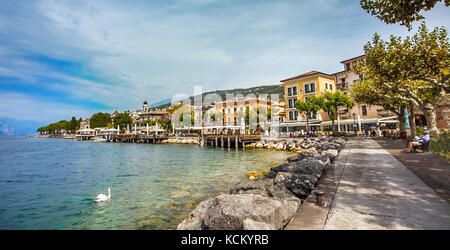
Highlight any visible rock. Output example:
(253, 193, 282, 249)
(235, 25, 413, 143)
(242, 218, 276, 230)
(275, 143, 284, 150)
(236, 188, 270, 197)
(287, 153, 305, 163)
(294, 158, 327, 177)
(267, 183, 298, 200)
(303, 147, 319, 156)
(270, 158, 326, 179)
(201, 194, 300, 230)
(268, 163, 289, 178)
(274, 172, 318, 199)
(313, 154, 331, 166)
(321, 149, 339, 161)
(245, 171, 259, 179)
(230, 178, 274, 195)
(177, 198, 214, 230)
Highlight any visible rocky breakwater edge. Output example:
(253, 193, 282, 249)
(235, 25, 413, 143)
(160, 137, 199, 145)
(177, 137, 346, 230)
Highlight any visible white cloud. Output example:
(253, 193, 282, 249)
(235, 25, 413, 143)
(0, 0, 448, 123)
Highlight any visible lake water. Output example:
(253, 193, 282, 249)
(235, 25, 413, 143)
(0, 136, 291, 229)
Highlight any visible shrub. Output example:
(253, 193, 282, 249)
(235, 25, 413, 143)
(430, 131, 450, 161)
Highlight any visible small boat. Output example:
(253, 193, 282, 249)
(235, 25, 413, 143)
(92, 137, 107, 142)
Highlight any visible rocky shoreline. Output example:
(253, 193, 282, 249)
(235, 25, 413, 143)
(160, 137, 200, 145)
(177, 136, 346, 230)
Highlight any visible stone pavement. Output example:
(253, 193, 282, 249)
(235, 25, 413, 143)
(285, 138, 450, 230)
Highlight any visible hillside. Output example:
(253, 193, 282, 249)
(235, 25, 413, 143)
(152, 84, 284, 109)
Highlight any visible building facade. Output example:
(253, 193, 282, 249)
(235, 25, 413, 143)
(281, 71, 336, 123)
(332, 55, 397, 131)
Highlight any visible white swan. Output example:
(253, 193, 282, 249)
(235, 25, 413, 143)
(94, 187, 111, 203)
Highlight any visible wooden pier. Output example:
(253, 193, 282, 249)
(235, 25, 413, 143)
(202, 134, 261, 149)
(110, 134, 169, 143)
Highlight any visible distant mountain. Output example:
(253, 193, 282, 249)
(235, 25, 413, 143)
(0, 117, 45, 136)
(153, 84, 284, 109)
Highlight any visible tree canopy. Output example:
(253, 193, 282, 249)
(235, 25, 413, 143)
(295, 96, 324, 133)
(37, 117, 81, 134)
(322, 91, 356, 131)
(360, 0, 449, 29)
(355, 22, 449, 136)
(90, 112, 112, 128)
(113, 113, 133, 132)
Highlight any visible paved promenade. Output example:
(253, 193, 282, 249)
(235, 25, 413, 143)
(285, 138, 450, 230)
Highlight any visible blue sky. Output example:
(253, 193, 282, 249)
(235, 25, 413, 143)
(0, 0, 448, 123)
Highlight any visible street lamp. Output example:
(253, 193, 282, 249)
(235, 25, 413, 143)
(352, 112, 356, 132)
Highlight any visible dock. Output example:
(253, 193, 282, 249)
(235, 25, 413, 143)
(202, 134, 261, 149)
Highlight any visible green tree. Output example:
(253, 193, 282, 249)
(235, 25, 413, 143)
(90, 113, 111, 128)
(357, 22, 449, 137)
(69, 116, 78, 133)
(158, 119, 173, 132)
(322, 91, 356, 132)
(142, 119, 156, 126)
(351, 79, 412, 135)
(295, 96, 324, 133)
(360, 0, 449, 30)
(113, 113, 132, 133)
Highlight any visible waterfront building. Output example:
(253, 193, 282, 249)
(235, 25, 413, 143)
(137, 100, 169, 123)
(280, 70, 336, 132)
(331, 55, 397, 132)
(79, 118, 90, 130)
(213, 97, 281, 128)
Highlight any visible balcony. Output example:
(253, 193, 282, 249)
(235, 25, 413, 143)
(337, 82, 349, 90)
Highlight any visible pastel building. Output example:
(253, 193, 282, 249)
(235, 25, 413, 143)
(213, 97, 280, 128)
(281, 71, 336, 129)
(332, 55, 397, 131)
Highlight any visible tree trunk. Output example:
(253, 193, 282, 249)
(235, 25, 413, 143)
(306, 114, 310, 134)
(331, 110, 337, 132)
(422, 103, 440, 138)
(409, 106, 416, 137)
(399, 110, 406, 134)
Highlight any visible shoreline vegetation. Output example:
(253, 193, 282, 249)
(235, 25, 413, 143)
(177, 136, 346, 230)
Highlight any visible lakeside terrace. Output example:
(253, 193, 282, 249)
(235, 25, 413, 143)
(74, 115, 400, 144)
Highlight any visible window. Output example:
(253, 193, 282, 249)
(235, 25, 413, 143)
(304, 83, 316, 94)
(346, 63, 351, 71)
(287, 86, 297, 97)
(308, 111, 317, 119)
(289, 111, 298, 121)
(330, 84, 332, 90)
(362, 105, 367, 116)
(288, 99, 295, 109)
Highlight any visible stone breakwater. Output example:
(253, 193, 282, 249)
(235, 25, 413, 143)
(160, 138, 199, 145)
(177, 136, 346, 230)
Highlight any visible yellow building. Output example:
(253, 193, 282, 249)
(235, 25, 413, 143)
(213, 97, 280, 127)
(281, 71, 336, 123)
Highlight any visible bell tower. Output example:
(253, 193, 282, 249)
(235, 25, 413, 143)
(143, 100, 148, 113)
